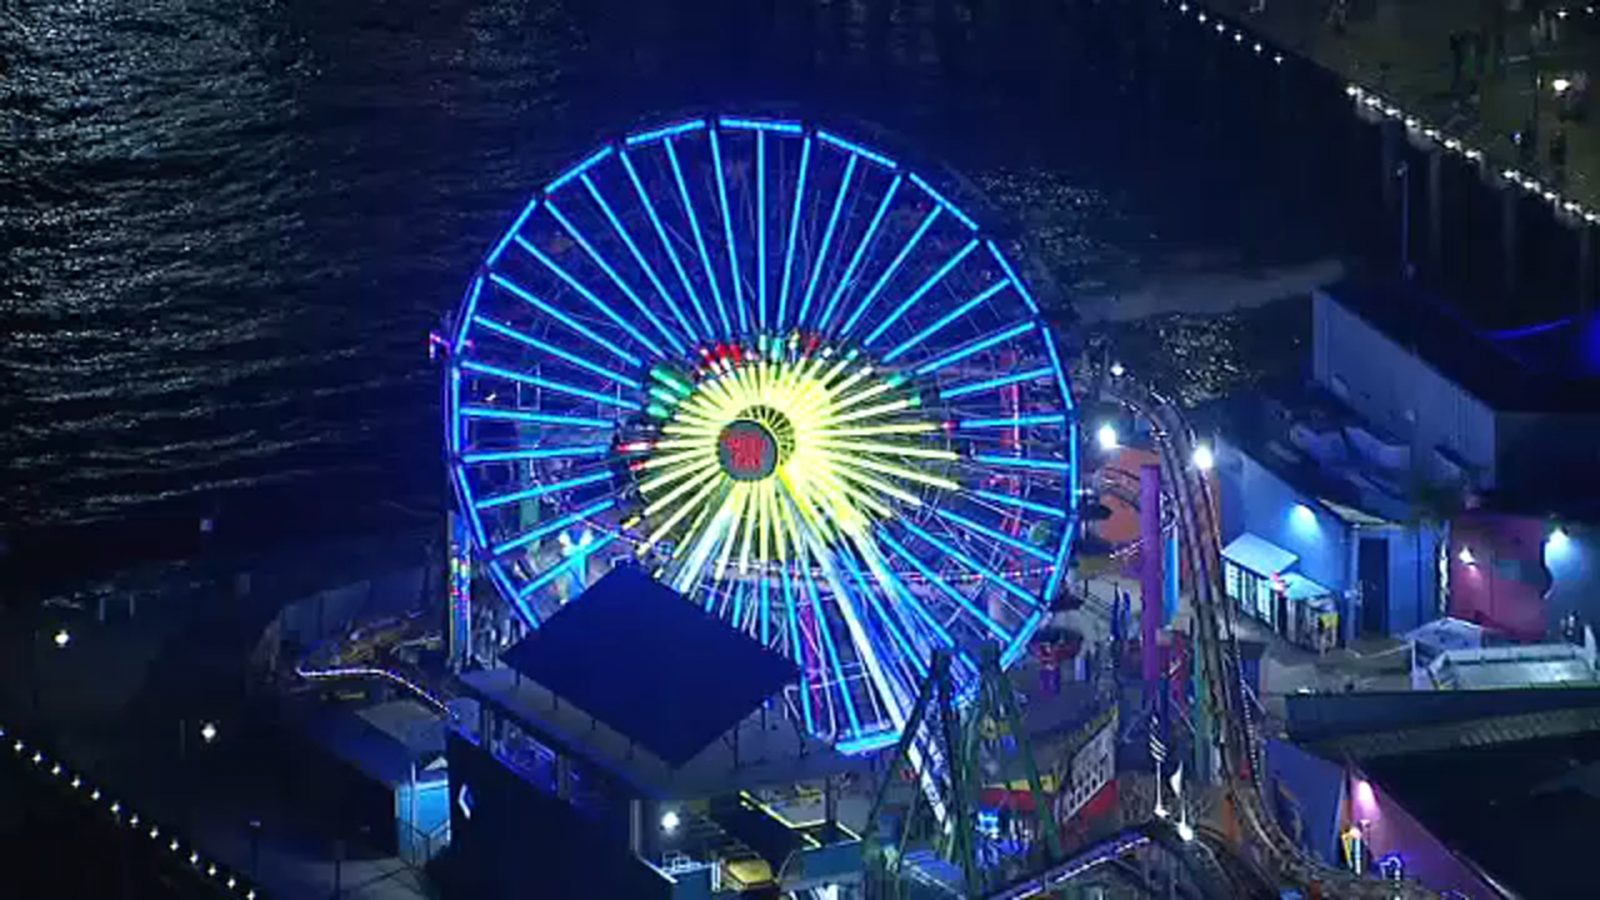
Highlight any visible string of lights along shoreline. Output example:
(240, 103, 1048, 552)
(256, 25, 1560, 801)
(446, 114, 1080, 754)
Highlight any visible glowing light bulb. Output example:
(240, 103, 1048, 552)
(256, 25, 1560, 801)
(1096, 423, 1119, 452)
(1547, 527, 1572, 560)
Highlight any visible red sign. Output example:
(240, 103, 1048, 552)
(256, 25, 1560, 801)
(723, 431, 767, 471)
(717, 420, 777, 480)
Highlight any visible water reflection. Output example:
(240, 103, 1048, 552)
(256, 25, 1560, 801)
(0, 1, 1295, 579)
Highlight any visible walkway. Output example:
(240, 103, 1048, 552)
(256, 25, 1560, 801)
(1214, 0, 1600, 208)
(0, 529, 443, 900)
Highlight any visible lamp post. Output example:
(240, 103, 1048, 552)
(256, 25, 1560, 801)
(177, 718, 220, 835)
(28, 624, 72, 724)
(1096, 422, 1120, 452)
(178, 718, 220, 762)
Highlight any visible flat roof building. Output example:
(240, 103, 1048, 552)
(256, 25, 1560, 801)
(1207, 281, 1600, 644)
(439, 567, 864, 900)
(1311, 281, 1600, 513)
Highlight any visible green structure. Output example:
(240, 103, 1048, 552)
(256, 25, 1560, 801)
(863, 646, 1061, 899)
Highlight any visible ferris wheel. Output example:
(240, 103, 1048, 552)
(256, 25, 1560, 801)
(446, 114, 1079, 753)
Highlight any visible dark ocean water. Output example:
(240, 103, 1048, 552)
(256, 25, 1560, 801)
(0, 1, 1310, 590)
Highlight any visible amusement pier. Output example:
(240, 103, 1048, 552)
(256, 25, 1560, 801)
(6, 2, 1600, 899)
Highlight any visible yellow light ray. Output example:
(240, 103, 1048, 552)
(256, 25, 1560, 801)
(682, 485, 741, 589)
(834, 454, 960, 491)
(634, 345, 957, 603)
(817, 355, 854, 386)
(828, 366, 873, 398)
(778, 468, 839, 545)
(830, 465, 924, 509)
(815, 422, 941, 438)
(714, 484, 750, 580)
(805, 468, 888, 528)
(811, 439, 957, 461)
(671, 487, 726, 575)
(737, 482, 760, 573)
(758, 479, 777, 566)
(662, 418, 722, 436)
(821, 398, 913, 427)
(639, 446, 716, 471)
(652, 437, 716, 451)
(829, 379, 892, 413)
(774, 490, 810, 573)
(643, 463, 723, 517)
(637, 454, 719, 493)
(647, 473, 725, 552)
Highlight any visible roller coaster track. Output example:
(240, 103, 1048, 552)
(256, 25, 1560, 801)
(985, 820, 1279, 900)
(293, 662, 455, 717)
(1104, 377, 1435, 899)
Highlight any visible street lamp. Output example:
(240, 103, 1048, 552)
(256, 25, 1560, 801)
(30, 623, 75, 722)
(1191, 444, 1215, 471)
(1109, 361, 1126, 378)
(660, 810, 681, 834)
(199, 721, 219, 744)
(1547, 527, 1571, 555)
(1096, 423, 1119, 452)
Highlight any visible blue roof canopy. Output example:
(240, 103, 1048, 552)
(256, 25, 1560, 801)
(1221, 533, 1299, 578)
(1280, 571, 1333, 603)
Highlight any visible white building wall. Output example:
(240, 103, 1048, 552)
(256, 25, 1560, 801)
(1311, 290, 1497, 488)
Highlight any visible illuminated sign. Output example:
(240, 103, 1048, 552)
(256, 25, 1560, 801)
(1058, 707, 1117, 823)
(717, 419, 779, 481)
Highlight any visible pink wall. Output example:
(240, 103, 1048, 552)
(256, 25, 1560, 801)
(1348, 774, 1497, 898)
(1447, 513, 1551, 641)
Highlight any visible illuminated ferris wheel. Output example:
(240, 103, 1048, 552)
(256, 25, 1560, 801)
(446, 114, 1079, 753)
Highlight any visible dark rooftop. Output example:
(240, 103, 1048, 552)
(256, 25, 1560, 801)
(302, 699, 447, 787)
(1324, 280, 1600, 414)
(1365, 728, 1600, 899)
(500, 565, 798, 768)
(1203, 383, 1414, 524)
